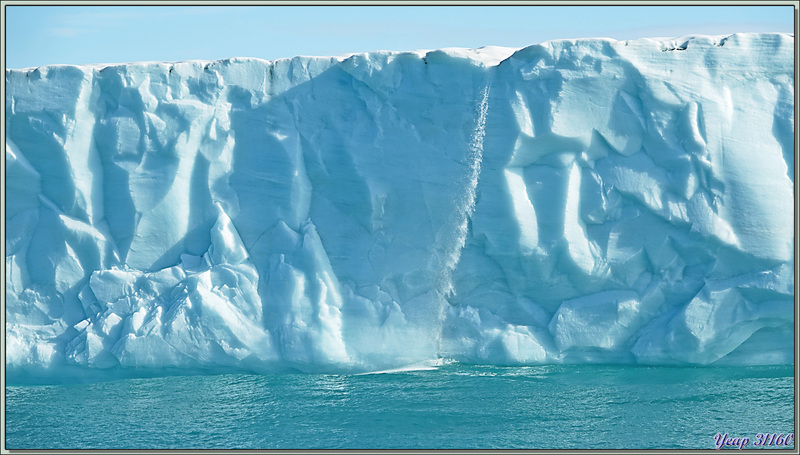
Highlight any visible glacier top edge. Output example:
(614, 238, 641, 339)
(5, 32, 793, 72)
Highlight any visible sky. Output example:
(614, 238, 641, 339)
(4, 4, 795, 69)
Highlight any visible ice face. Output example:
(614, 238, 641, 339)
(5, 33, 794, 381)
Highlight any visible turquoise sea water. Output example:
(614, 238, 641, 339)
(5, 363, 795, 450)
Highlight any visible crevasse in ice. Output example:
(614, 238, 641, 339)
(5, 33, 795, 380)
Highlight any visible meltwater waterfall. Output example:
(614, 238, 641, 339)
(426, 76, 492, 356)
(5, 34, 794, 383)
(441, 77, 492, 296)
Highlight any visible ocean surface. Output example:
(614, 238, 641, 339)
(5, 363, 795, 450)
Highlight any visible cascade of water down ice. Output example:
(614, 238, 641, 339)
(427, 75, 493, 356)
(440, 76, 492, 296)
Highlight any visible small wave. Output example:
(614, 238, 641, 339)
(355, 358, 450, 375)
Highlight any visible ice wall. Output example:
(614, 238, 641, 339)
(5, 33, 795, 381)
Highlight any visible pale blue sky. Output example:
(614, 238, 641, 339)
(5, 5, 795, 69)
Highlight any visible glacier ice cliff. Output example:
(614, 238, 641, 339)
(4, 33, 795, 381)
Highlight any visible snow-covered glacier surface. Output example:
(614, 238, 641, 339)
(5, 33, 795, 382)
